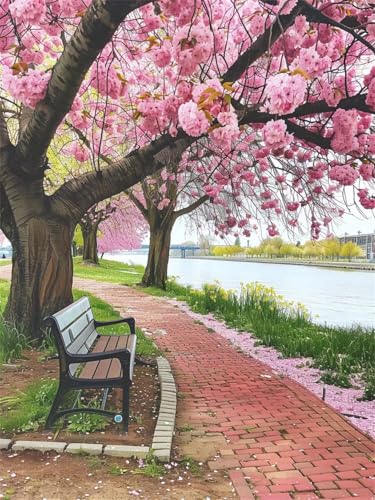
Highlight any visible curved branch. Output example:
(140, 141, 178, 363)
(223, 2, 304, 83)
(237, 94, 372, 126)
(126, 190, 149, 220)
(65, 120, 113, 165)
(16, 0, 151, 176)
(301, 0, 375, 54)
(173, 195, 209, 220)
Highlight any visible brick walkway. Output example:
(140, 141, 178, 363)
(71, 278, 374, 500)
(0, 267, 374, 499)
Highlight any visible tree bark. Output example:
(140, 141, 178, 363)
(81, 223, 99, 264)
(142, 216, 174, 289)
(5, 216, 73, 341)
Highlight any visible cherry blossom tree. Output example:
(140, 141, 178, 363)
(0, 0, 374, 339)
(79, 203, 116, 264)
(79, 197, 147, 263)
(128, 163, 209, 288)
(97, 198, 148, 255)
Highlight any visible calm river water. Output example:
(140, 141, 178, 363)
(106, 253, 375, 328)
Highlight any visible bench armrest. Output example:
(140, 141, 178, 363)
(94, 317, 136, 334)
(68, 348, 131, 364)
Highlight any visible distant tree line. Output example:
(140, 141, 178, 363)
(211, 238, 364, 261)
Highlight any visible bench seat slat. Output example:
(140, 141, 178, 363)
(79, 336, 111, 379)
(106, 336, 129, 379)
(93, 336, 120, 379)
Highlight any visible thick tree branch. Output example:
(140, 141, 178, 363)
(285, 120, 331, 149)
(301, 0, 375, 54)
(173, 195, 209, 220)
(16, 0, 151, 176)
(237, 94, 373, 126)
(51, 131, 194, 221)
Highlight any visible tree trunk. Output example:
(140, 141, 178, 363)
(4, 217, 73, 341)
(81, 223, 99, 264)
(142, 218, 174, 289)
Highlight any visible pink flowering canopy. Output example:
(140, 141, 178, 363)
(97, 198, 148, 253)
(1, 0, 374, 239)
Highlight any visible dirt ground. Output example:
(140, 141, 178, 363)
(0, 350, 158, 446)
(0, 450, 236, 499)
(0, 352, 236, 499)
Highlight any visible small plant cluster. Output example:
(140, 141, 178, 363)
(164, 279, 375, 399)
(66, 410, 108, 433)
(0, 314, 29, 365)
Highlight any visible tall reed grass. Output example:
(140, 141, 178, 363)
(167, 280, 374, 394)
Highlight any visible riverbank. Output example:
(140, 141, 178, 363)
(188, 255, 375, 271)
(111, 253, 375, 327)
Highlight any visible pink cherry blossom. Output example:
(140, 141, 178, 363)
(264, 74, 306, 115)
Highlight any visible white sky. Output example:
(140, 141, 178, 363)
(168, 212, 375, 245)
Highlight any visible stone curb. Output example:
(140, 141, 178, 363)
(151, 356, 177, 463)
(0, 357, 176, 463)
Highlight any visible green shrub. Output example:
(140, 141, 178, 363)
(67, 411, 108, 433)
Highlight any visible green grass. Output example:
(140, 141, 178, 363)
(73, 257, 143, 285)
(72, 289, 160, 357)
(0, 281, 29, 364)
(0, 281, 159, 360)
(0, 379, 58, 432)
(178, 281, 374, 396)
(0, 259, 11, 267)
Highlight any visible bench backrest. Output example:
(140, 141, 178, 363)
(46, 297, 98, 376)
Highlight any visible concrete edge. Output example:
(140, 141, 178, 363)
(0, 356, 176, 462)
(151, 356, 177, 463)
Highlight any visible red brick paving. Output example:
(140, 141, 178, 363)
(71, 277, 374, 500)
(0, 267, 374, 499)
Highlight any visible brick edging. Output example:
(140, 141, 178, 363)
(151, 356, 177, 462)
(0, 357, 177, 462)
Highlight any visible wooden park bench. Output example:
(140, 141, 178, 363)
(44, 296, 136, 431)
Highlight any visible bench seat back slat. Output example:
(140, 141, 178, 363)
(52, 297, 92, 332)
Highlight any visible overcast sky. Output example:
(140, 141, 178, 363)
(168, 212, 375, 245)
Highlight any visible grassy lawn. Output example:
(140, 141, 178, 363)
(0, 279, 159, 364)
(0, 259, 11, 267)
(73, 257, 143, 285)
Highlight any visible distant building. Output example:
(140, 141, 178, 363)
(338, 232, 375, 260)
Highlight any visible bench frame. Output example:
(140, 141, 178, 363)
(44, 298, 136, 432)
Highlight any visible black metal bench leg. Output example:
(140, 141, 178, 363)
(45, 385, 66, 430)
(122, 380, 130, 432)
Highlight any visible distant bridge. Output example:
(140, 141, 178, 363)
(128, 244, 201, 258)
